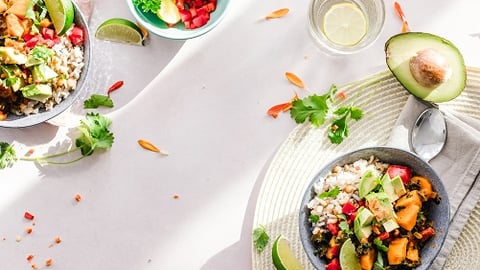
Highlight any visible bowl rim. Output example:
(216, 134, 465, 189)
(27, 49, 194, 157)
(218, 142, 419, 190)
(125, 0, 231, 40)
(0, 1, 91, 128)
(298, 146, 450, 270)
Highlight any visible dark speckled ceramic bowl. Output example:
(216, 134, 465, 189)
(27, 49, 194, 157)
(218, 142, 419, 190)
(299, 146, 449, 270)
(0, 1, 90, 128)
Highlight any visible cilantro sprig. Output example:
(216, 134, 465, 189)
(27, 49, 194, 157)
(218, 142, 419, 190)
(133, 0, 161, 13)
(84, 94, 114, 109)
(0, 113, 114, 169)
(252, 225, 270, 252)
(290, 85, 363, 144)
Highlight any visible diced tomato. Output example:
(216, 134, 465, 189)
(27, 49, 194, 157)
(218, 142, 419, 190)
(41, 27, 56, 40)
(179, 9, 192, 22)
(342, 202, 357, 216)
(24, 35, 40, 48)
(327, 223, 339, 236)
(387, 165, 412, 185)
(347, 212, 356, 226)
(420, 227, 435, 241)
(325, 258, 341, 270)
(68, 26, 85, 45)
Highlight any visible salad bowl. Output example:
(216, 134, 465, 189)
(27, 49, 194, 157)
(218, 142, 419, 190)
(299, 146, 449, 270)
(126, 0, 230, 40)
(0, 0, 91, 128)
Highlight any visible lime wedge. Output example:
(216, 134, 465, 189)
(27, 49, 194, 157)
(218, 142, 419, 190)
(157, 0, 181, 25)
(95, 18, 145, 46)
(339, 238, 362, 270)
(272, 235, 304, 270)
(44, 0, 74, 35)
(322, 3, 367, 46)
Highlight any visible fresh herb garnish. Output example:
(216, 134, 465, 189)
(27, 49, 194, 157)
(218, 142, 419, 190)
(84, 94, 114, 109)
(0, 142, 17, 169)
(289, 84, 363, 144)
(309, 214, 320, 223)
(338, 220, 352, 235)
(252, 225, 270, 252)
(318, 186, 340, 199)
(133, 0, 161, 13)
(0, 113, 114, 169)
(373, 237, 389, 252)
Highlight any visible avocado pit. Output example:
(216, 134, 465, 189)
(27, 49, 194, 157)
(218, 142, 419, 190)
(409, 49, 452, 88)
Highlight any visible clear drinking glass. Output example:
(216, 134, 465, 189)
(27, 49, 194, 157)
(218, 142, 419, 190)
(308, 0, 385, 56)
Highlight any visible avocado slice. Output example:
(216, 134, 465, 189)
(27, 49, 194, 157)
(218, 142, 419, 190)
(385, 32, 466, 103)
(32, 63, 58, 83)
(0, 46, 27, 65)
(354, 207, 374, 240)
(359, 170, 380, 198)
(20, 84, 52, 102)
(365, 192, 396, 222)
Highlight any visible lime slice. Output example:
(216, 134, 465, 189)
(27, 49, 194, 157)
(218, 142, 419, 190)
(44, 0, 74, 35)
(339, 238, 362, 270)
(157, 0, 181, 25)
(322, 3, 367, 46)
(272, 235, 304, 270)
(95, 18, 145, 46)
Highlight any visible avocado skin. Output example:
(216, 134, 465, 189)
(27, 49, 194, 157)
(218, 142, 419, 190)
(385, 32, 466, 103)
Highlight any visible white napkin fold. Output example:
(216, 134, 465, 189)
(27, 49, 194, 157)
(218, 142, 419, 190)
(387, 95, 480, 269)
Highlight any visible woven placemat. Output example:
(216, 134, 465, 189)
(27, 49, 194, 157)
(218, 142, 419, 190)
(252, 67, 480, 270)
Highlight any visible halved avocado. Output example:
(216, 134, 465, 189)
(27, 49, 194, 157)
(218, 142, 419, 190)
(385, 32, 466, 103)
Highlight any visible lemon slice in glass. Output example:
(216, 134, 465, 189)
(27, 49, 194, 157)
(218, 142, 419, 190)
(322, 3, 368, 46)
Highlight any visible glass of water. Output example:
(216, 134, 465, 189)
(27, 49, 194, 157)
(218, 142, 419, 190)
(308, 0, 385, 55)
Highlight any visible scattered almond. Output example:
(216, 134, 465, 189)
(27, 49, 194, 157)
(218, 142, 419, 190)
(265, 8, 289, 19)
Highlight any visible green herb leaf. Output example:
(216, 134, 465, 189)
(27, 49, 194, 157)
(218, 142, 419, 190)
(319, 186, 340, 199)
(84, 94, 114, 109)
(328, 114, 348, 144)
(373, 237, 389, 252)
(76, 113, 114, 156)
(309, 214, 320, 223)
(133, 0, 161, 13)
(0, 142, 17, 169)
(350, 107, 364, 120)
(252, 225, 270, 252)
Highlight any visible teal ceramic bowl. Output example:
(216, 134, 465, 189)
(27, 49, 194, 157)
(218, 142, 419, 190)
(126, 0, 230, 40)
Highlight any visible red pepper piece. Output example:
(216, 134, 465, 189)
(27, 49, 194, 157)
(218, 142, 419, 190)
(420, 227, 435, 241)
(107, 80, 124, 96)
(327, 223, 339, 236)
(325, 258, 341, 270)
(378, 231, 390, 241)
(387, 165, 412, 185)
(24, 211, 34, 220)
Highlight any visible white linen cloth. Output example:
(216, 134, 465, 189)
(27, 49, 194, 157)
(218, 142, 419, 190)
(387, 95, 480, 269)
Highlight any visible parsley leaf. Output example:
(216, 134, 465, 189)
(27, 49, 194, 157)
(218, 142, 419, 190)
(84, 94, 114, 109)
(76, 113, 114, 156)
(133, 0, 161, 13)
(309, 214, 320, 223)
(0, 142, 17, 169)
(252, 225, 270, 252)
(318, 186, 340, 199)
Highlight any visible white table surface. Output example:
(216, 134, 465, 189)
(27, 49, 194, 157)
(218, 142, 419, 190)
(1, 0, 480, 269)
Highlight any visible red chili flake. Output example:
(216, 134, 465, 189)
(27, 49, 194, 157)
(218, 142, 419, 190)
(26, 149, 35, 156)
(31, 263, 39, 269)
(267, 93, 299, 118)
(54, 236, 62, 244)
(331, 124, 339, 131)
(24, 211, 34, 220)
(337, 91, 346, 99)
(173, 194, 180, 199)
(74, 193, 82, 202)
(26, 254, 34, 262)
(26, 227, 33, 234)
(45, 258, 53, 267)
(107, 80, 124, 96)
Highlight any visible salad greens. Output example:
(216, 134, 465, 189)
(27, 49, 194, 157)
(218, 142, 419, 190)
(0, 113, 114, 169)
(133, 0, 161, 13)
